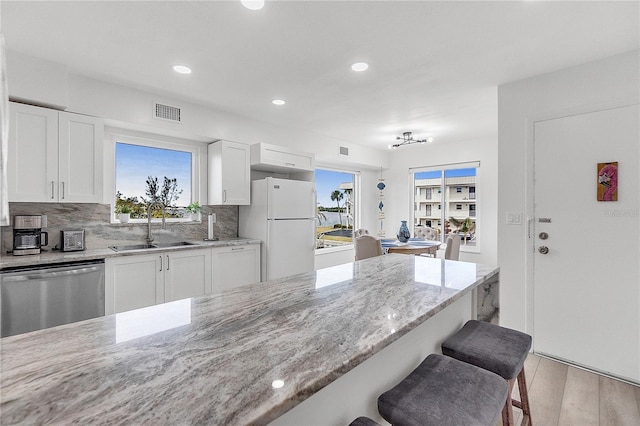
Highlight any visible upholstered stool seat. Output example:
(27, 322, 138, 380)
(378, 354, 508, 426)
(348, 416, 381, 426)
(441, 320, 533, 426)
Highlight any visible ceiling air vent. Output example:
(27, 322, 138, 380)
(153, 102, 182, 123)
(339, 146, 349, 156)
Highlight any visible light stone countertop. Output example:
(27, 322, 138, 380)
(0, 255, 499, 425)
(0, 238, 261, 270)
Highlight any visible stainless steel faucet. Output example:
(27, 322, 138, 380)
(146, 202, 166, 243)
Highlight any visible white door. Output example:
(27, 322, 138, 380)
(267, 178, 315, 219)
(533, 105, 639, 382)
(267, 219, 315, 280)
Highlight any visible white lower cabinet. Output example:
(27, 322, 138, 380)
(211, 244, 261, 292)
(105, 254, 164, 315)
(105, 249, 211, 314)
(164, 249, 212, 302)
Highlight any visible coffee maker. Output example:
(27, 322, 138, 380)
(13, 215, 49, 256)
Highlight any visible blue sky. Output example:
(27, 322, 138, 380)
(315, 169, 353, 208)
(415, 168, 476, 179)
(116, 143, 192, 205)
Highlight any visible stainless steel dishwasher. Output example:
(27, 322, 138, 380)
(1, 260, 105, 338)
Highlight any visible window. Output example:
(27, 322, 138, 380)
(411, 162, 479, 247)
(315, 168, 358, 250)
(114, 136, 199, 223)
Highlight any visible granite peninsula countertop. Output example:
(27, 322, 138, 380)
(0, 238, 261, 270)
(0, 255, 499, 425)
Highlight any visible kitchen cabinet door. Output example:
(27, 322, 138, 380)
(58, 112, 104, 203)
(208, 141, 250, 205)
(164, 249, 212, 302)
(7, 102, 58, 202)
(7, 102, 104, 203)
(105, 255, 164, 315)
(211, 244, 260, 292)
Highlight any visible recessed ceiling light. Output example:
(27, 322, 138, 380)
(272, 99, 286, 106)
(351, 62, 369, 72)
(241, 0, 264, 10)
(172, 65, 192, 74)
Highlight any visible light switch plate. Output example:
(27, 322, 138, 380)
(506, 211, 522, 225)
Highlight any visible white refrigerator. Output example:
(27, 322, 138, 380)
(239, 177, 316, 281)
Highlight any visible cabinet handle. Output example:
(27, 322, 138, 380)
(285, 162, 295, 166)
(61, 182, 65, 200)
(223, 190, 227, 203)
(232, 247, 244, 251)
(51, 181, 55, 199)
(159, 256, 163, 271)
(166, 255, 170, 270)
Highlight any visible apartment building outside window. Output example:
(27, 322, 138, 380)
(411, 162, 479, 247)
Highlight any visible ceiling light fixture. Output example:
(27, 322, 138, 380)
(388, 131, 434, 149)
(172, 65, 192, 74)
(351, 62, 369, 72)
(241, 0, 265, 10)
(272, 99, 286, 106)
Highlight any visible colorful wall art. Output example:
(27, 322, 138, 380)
(597, 161, 618, 201)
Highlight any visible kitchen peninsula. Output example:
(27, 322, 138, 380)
(1, 255, 499, 425)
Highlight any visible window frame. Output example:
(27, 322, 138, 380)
(109, 130, 202, 224)
(314, 166, 360, 252)
(409, 161, 480, 253)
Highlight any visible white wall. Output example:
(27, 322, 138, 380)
(7, 50, 390, 171)
(382, 136, 499, 266)
(497, 50, 640, 332)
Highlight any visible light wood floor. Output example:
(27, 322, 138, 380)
(507, 354, 640, 426)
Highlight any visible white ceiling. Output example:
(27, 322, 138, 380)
(2, 1, 639, 150)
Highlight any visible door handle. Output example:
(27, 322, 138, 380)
(538, 246, 549, 255)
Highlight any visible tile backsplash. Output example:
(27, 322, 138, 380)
(2, 203, 238, 254)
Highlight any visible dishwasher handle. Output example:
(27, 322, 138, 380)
(1, 262, 103, 282)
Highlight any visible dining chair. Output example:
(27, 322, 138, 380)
(445, 234, 461, 261)
(354, 228, 371, 238)
(355, 235, 383, 261)
(414, 227, 438, 240)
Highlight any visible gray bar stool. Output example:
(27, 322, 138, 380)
(441, 320, 533, 426)
(348, 417, 381, 426)
(378, 354, 508, 426)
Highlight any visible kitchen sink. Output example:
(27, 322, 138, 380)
(153, 241, 198, 248)
(109, 242, 197, 252)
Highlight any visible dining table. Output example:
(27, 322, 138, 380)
(381, 238, 442, 257)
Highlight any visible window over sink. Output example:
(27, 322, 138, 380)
(112, 133, 200, 224)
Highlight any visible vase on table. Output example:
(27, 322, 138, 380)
(397, 220, 411, 243)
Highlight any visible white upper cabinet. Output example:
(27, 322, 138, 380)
(8, 102, 104, 203)
(58, 112, 104, 203)
(208, 140, 250, 205)
(250, 143, 315, 173)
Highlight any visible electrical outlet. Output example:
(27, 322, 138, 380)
(506, 212, 522, 225)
